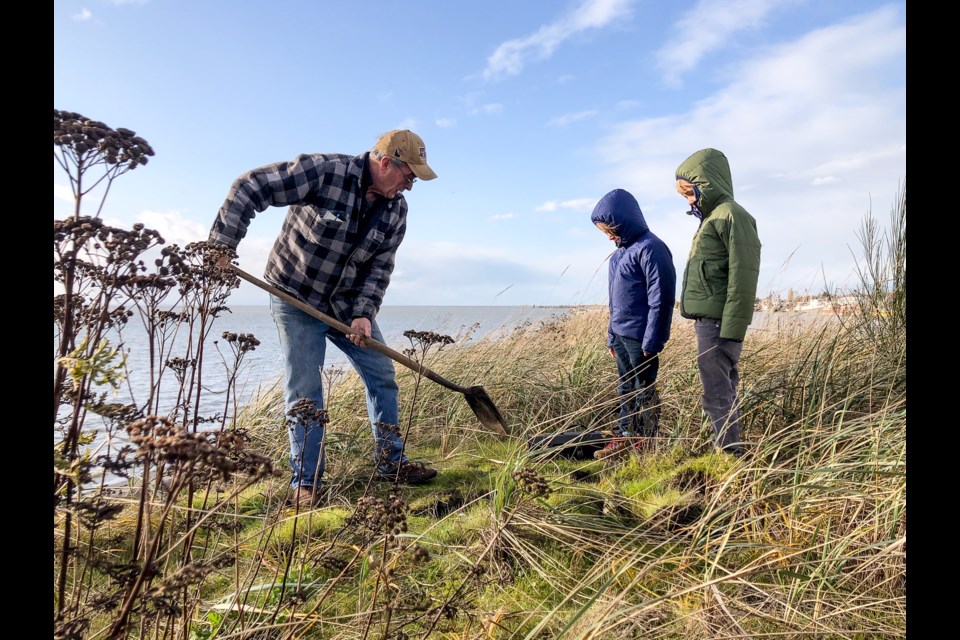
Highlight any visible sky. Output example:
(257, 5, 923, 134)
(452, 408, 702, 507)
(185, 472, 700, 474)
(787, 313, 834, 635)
(54, 0, 906, 308)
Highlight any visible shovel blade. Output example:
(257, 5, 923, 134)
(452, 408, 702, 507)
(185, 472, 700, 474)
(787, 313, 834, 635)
(463, 386, 509, 435)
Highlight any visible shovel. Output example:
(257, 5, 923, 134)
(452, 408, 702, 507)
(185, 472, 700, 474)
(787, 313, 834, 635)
(226, 264, 510, 435)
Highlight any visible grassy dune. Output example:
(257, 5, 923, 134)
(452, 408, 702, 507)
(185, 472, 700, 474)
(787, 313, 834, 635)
(54, 111, 905, 639)
(57, 299, 905, 639)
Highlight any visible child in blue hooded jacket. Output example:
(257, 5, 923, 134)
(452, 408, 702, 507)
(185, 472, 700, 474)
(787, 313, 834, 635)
(590, 189, 676, 460)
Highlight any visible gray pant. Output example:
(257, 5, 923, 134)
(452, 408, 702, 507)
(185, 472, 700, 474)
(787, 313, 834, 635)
(694, 318, 744, 454)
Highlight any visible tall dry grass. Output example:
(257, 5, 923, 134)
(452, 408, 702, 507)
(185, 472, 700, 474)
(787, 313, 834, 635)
(55, 254, 905, 640)
(217, 286, 904, 638)
(54, 107, 904, 639)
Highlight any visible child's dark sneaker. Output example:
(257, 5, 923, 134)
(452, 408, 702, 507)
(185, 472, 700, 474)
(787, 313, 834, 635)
(593, 437, 650, 461)
(594, 438, 629, 461)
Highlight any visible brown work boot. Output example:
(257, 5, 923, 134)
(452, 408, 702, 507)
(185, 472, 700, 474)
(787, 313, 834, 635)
(376, 460, 438, 484)
(288, 486, 319, 509)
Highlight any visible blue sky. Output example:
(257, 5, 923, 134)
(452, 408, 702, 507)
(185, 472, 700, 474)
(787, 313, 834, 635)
(54, 0, 906, 307)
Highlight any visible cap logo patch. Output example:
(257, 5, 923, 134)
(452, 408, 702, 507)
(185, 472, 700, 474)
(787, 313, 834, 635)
(418, 147, 426, 161)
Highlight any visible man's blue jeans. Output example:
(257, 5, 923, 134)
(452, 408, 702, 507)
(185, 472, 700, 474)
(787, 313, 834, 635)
(270, 295, 406, 488)
(610, 335, 660, 437)
(694, 317, 744, 455)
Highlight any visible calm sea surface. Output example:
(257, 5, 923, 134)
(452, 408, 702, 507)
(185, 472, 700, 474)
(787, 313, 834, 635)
(56, 306, 834, 487)
(55, 305, 574, 439)
(57, 307, 832, 426)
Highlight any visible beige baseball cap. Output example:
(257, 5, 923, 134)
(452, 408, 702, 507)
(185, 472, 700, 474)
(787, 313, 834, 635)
(374, 129, 438, 181)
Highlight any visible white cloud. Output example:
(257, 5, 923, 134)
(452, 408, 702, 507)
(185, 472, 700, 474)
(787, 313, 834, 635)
(435, 118, 456, 128)
(489, 213, 517, 221)
(615, 100, 640, 110)
(397, 117, 417, 130)
(129, 210, 279, 305)
(557, 74, 575, 84)
(482, 0, 635, 81)
(74, 8, 92, 21)
(547, 110, 599, 127)
(389, 239, 611, 306)
(535, 198, 596, 213)
(469, 103, 503, 116)
(108, 0, 149, 5)
(656, 0, 785, 86)
(54, 183, 74, 202)
(137, 210, 208, 246)
(593, 7, 905, 295)
(457, 91, 485, 108)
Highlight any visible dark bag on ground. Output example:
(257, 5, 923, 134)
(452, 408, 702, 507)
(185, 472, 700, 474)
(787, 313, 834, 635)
(527, 428, 610, 460)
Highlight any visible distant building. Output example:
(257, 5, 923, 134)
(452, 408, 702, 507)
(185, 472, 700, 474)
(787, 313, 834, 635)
(794, 297, 829, 312)
(758, 292, 784, 312)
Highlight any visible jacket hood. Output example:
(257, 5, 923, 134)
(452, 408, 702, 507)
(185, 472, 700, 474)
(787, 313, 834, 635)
(676, 148, 734, 214)
(590, 189, 649, 246)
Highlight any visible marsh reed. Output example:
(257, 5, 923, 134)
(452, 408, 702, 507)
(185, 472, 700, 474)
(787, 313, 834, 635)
(54, 109, 905, 639)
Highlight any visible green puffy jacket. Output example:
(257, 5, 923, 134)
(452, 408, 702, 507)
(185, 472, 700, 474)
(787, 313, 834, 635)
(676, 149, 761, 341)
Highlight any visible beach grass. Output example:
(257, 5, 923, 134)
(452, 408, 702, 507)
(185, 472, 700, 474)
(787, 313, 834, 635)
(54, 111, 905, 639)
(54, 290, 905, 638)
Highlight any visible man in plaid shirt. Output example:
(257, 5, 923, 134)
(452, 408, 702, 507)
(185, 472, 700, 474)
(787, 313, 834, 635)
(210, 130, 439, 507)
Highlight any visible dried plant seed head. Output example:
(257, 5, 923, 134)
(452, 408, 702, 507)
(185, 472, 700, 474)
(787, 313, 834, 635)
(317, 555, 349, 572)
(125, 417, 278, 482)
(512, 468, 551, 498)
(88, 592, 122, 613)
(75, 498, 125, 528)
(54, 109, 155, 172)
(287, 399, 328, 427)
(374, 421, 401, 435)
(411, 544, 430, 564)
(403, 329, 455, 348)
(53, 615, 91, 640)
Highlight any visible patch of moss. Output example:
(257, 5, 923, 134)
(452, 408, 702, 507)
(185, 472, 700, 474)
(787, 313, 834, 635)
(544, 486, 605, 516)
(268, 506, 351, 550)
(425, 501, 491, 547)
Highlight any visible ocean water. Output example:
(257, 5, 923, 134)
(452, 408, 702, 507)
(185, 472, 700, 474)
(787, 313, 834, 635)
(56, 304, 574, 437)
(57, 306, 832, 432)
(55, 305, 834, 488)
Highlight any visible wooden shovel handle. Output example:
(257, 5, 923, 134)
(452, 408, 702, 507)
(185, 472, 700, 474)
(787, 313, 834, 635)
(227, 264, 468, 393)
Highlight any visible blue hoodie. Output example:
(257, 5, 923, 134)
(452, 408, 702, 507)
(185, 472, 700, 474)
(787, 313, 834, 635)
(591, 189, 676, 353)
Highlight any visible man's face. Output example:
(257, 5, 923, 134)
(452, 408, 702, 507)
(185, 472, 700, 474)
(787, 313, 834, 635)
(372, 157, 418, 199)
(390, 161, 417, 197)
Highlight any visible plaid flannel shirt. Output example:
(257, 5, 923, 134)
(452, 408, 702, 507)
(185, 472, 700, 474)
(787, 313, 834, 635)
(209, 152, 407, 323)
